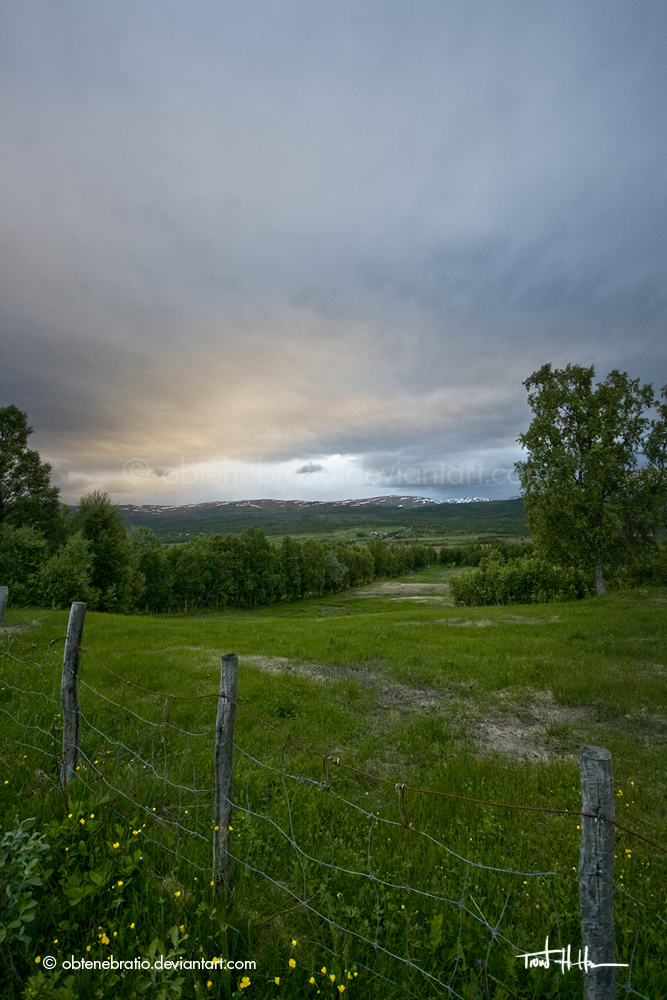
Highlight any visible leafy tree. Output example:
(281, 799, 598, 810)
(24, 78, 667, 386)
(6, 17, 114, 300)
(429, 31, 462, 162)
(516, 364, 667, 594)
(39, 531, 94, 608)
(0, 524, 48, 605)
(75, 491, 134, 611)
(0, 406, 60, 538)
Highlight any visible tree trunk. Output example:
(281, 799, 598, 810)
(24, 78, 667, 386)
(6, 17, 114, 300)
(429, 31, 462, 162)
(594, 558, 606, 596)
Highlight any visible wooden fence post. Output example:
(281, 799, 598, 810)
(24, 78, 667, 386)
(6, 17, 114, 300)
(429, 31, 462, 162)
(60, 602, 87, 787)
(579, 745, 616, 1000)
(0, 586, 8, 627)
(213, 653, 238, 889)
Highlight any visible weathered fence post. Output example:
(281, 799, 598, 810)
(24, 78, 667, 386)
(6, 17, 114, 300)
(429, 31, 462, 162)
(579, 745, 616, 1000)
(213, 653, 238, 889)
(60, 602, 87, 787)
(0, 586, 8, 627)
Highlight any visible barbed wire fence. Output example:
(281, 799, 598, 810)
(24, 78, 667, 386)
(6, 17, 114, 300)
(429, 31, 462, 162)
(1, 600, 665, 998)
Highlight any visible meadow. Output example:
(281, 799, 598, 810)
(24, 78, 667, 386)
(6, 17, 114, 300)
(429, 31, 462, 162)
(1, 566, 666, 999)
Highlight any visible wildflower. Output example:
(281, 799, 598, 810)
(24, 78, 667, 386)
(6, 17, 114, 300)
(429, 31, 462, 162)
(309, 978, 316, 985)
(68, 813, 72, 818)
(239, 977, 251, 989)
(117, 880, 123, 887)
(321, 967, 327, 975)
(152, 807, 156, 812)
(292, 939, 297, 946)
(113, 842, 120, 849)
(338, 987, 345, 994)
(210, 880, 215, 886)
(179, 925, 185, 933)
(347, 973, 353, 980)
(86, 945, 91, 952)
(275, 977, 280, 984)
(214, 825, 219, 831)
(113, 932, 117, 938)
(207, 982, 212, 989)
(228, 825, 233, 831)
(289, 959, 296, 969)
(100, 933, 110, 945)
(330, 974, 336, 983)
(80, 819, 85, 825)
(90, 813, 95, 819)
(35, 957, 41, 964)
(130, 923, 135, 929)
(132, 830, 139, 835)
(175, 891, 181, 897)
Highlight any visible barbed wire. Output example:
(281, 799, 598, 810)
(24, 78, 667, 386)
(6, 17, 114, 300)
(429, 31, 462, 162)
(1, 640, 663, 998)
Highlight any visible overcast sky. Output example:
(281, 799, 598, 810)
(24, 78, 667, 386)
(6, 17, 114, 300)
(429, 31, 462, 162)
(2, 0, 666, 504)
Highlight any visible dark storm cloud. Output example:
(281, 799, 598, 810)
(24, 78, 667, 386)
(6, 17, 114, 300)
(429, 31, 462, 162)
(1, 0, 666, 500)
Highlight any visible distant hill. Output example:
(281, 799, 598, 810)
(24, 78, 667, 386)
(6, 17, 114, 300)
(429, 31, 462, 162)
(117, 496, 527, 540)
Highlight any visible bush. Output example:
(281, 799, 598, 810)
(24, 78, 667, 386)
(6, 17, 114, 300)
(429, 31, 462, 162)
(450, 551, 590, 606)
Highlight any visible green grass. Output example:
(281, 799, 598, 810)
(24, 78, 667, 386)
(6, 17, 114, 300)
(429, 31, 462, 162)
(1, 571, 666, 999)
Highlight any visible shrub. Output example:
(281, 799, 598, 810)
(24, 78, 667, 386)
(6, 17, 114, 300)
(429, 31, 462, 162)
(450, 551, 590, 606)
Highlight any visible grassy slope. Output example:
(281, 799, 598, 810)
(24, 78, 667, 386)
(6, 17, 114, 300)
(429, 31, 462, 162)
(2, 571, 666, 997)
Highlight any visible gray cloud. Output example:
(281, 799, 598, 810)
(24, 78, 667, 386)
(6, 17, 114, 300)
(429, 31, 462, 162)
(295, 463, 326, 475)
(1, 1, 666, 502)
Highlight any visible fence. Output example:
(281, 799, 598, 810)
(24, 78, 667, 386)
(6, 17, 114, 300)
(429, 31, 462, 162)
(1, 599, 665, 999)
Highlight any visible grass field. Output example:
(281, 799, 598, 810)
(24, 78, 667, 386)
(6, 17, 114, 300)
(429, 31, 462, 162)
(2, 567, 666, 999)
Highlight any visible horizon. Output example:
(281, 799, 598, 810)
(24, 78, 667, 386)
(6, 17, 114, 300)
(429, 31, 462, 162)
(2, 1, 666, 506)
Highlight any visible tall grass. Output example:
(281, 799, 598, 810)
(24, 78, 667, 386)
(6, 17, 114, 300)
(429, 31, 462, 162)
(2, 576, 666, 998)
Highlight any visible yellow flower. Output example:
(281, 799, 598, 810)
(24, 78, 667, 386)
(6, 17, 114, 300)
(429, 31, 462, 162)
(228, 825, 233, 831)
(274, 977, 280, 984)
(90, 813, 95, 819)
(207, 982, 212, 989)
(289, 958, 296, 968)
(100, 933, 110, 945)
(239, 977, 251, 989)
(321, 967, 327, 975)
(309, 978, 316, 985)
(80, 819, 85, 825)
(68, 813, 72, 818)
(175, 891, 181, 897)
(117, 880, 123, 887)
(210, 880, 215, 886)
(338, 988, 345, 995)
(130, 923, 135, 929)
(113, 842, 120, 849)
(347, 972, 353, 980)
(179, 925, 185, 933)
(86, 945, 91, 952)
(113, 932, 117, 938)
(214, 825, 219, 831)
(35, 956, 41, 964)
(292, 939, 297, 946)
(330, 974, 336, 983)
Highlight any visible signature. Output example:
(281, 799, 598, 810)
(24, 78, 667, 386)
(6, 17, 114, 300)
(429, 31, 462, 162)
(516, 937, 629, 974)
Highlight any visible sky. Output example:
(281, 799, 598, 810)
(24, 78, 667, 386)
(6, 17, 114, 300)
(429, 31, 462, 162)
(2, 0, 666, 504)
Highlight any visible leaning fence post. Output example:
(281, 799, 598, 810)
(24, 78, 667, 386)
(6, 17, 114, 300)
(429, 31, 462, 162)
(60, 602, 87, 787)
(578, 745, 616, 1000)
(0, 587, 8, 627)
(213, 653, 238, 889)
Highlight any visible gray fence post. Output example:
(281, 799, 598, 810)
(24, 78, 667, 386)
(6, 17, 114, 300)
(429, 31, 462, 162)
(579, 745, 616, 1000)
(0, 587, 8, 627)
(213, 653, 238, 889)
(60, 602, 87, 787)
